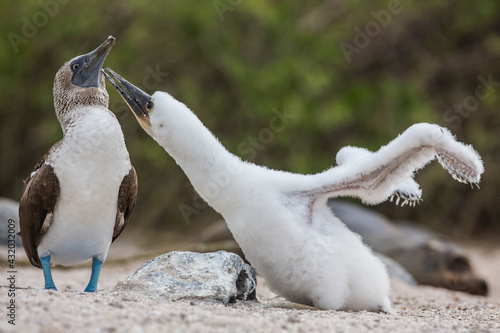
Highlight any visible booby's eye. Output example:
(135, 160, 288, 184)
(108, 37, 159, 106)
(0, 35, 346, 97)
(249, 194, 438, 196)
(71, 61, 80, 72)
(145, 101, 154, 111)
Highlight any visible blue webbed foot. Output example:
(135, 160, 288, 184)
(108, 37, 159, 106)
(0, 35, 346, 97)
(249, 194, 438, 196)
(40, 255, 58, 291)
(84, 257, 103, 292)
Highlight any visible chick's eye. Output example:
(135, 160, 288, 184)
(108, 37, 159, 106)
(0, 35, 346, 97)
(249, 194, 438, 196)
(71, 62, 80, 71)
(146, 101, 153, 111)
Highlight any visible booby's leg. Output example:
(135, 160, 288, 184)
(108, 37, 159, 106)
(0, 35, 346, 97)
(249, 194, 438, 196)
(84, 257, 103, 292)
(40, 255, 57, 291)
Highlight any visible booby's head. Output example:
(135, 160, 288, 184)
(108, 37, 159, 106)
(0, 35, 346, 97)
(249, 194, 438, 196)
(102, 67, 154, 136)
(53, 36, 115, 125)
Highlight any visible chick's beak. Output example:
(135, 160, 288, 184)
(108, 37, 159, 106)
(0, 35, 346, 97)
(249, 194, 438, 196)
(103, 67, 153, 130)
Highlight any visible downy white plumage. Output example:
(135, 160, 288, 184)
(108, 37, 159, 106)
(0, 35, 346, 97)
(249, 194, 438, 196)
(104, 67, 483, 312)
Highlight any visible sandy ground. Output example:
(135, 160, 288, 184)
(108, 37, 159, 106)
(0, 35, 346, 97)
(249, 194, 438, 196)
(1, 245, 500, 333)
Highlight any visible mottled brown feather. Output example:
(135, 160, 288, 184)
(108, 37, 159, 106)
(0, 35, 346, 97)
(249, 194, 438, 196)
(19, 162, 60, 268)
(53, 63, 109, 129)
(113, 167, 138, 242)
(23, 141, 62, 188)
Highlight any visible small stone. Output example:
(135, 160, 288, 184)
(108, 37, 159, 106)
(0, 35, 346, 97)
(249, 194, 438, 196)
(113, 251, 257, 304)
(121, 297, 137, 302)
(109, 300, 124, 308)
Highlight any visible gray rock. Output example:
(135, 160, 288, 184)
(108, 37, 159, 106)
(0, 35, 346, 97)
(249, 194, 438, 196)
(113, 250, 257, 304)
(328, 199, 488, 296)
(374, 253, 417, 286)
(0, 197, 22, 247)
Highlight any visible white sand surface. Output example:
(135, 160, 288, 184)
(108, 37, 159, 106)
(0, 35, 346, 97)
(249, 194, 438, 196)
(1, 246, 499, 333)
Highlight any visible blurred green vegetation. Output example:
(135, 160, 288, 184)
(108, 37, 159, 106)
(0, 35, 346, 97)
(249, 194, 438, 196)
(1, 0, 499, 240)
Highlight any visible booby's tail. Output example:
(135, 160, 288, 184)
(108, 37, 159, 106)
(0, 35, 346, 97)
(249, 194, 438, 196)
(302, 123, 483, 206)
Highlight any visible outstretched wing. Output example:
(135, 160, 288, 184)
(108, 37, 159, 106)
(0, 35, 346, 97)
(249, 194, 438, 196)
(19, 163, 60, 268)
(388, 177, 422, 207)
(112, 166, 138, 242)
(298, 123, 483, 205)
(335, 146, 422, 206)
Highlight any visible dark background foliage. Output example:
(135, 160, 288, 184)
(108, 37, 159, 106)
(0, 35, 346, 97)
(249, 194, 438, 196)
(1, 0, 499, 243)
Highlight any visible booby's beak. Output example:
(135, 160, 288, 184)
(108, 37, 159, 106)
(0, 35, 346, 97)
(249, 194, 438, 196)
(103, 67, 153, 131)
(71, 36, 115, 88)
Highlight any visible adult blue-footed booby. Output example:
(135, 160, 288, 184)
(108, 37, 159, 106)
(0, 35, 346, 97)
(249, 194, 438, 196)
(20, 37, 137, 292)
(103, 68, 483, 312)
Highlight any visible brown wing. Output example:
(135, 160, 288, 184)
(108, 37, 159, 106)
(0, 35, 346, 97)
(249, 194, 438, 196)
(112, 166, 138, 242)
(23, 141, 62, 187)
(19, 163, 60, 268)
